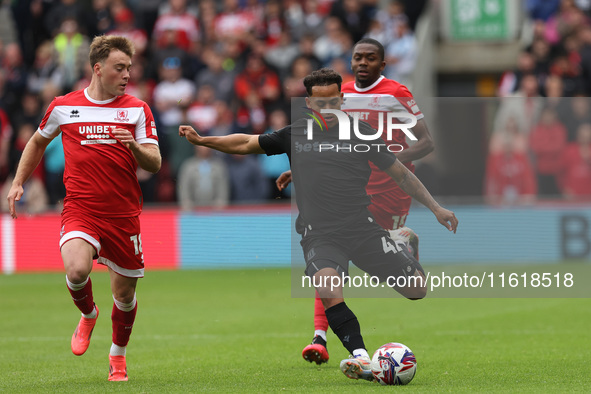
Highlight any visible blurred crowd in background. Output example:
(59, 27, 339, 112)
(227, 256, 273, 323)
(0, 0, 426, 214)
(0, 0, 590, 215)
(487, 0, 591, 205)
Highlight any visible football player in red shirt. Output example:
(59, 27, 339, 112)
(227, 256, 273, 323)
(6, 36, 161, 381)
(276, 38, 435, 367)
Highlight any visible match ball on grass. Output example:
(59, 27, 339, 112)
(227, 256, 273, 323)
(370, 342, 417, 385)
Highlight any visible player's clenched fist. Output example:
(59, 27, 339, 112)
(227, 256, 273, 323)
(178, 125, 203, 145)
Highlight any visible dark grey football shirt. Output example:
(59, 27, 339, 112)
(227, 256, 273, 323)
(259, 117, 397, 234)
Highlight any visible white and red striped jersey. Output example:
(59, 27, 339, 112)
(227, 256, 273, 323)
(342, 76, 424, 195)
(153, 13, 200, 50)
(38, 88, 158, 217)
(214, 11, 257, 38)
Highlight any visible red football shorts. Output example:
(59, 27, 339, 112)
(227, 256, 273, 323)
(368, 189, 411, 230)
(59, 209, 145, 277)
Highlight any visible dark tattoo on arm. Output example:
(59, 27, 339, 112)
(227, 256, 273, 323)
(396, 168, 438, 211)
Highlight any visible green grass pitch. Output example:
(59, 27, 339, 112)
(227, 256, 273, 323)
(0, 268, 589, 393)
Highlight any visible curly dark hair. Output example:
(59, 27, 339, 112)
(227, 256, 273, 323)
(303, 68, 343, 96)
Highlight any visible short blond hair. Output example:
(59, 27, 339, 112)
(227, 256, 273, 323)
(89, 35, 135, 67)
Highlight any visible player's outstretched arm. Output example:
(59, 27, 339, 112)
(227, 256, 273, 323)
(6, 131, 52, 219)
(385, 159, 458, 233)
(178, 125, 265, 154)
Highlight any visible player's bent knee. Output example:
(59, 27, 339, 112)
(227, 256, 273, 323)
(316, 286, 342, 301)
(65, 267, 91, 283)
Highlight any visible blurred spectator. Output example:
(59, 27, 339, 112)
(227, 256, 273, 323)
(195, 47, 236, 103)
(126, 57, 156, 106)
(130, 0, 161, 40)
(11, 0, 51, 65)
(198, 0, 218, 45)
(39, 83, 62, 117)
(52, 16, 90, 91)
(72, 61, 93, 92)
(91, 0, 115, 36)
(153, 0, 200, 52)
(209, 101, 234, 137)
(284, 55, 314, 101)
(177, 145, 230, 210)
(372, 0, 407, 46)
(549, 53, 582, 97)
(259, 109, 291, 200)
(313, 17, 352, 66)
(1, 122, 48, 215)
(151, 26, 195, 80)
(544, 75, 565, 113)
(286, 0, 325, 41)
(544, 0, 587, 45)
(329, 57, 354, 85)
(529, 38, 552, 77)
(497, 51, 536, 97)
(330, 0, 373, 43)
(296, 33, 322, 71)
(265, 30, 300, 78)
(234, 53, 281, 131)
(489, 117, 529, 154)
(187, 84, 218, 134)
(364, 19, 389, 46)
(153, 56, 196, 161)
(219, 36, 244, 75)
(8, 123, 39, 177)
(107, 8, 148, 57)
(529, 107, 568, 196)
(494, 73, 543, 134)
(27, 41, 65, 95)
(1, 172, 48, 215)
(44, 136, 66, 207)
(485, 134, 537, 206)
(527, 0, 561, 21)
(575, 0, 591, 14)
(0, 107, 12, 181)
(384, 15, 417, 87)
(1, 43, 29, 115)
(44, 0, 93, 37)
(226, 154, 269, 203)
(558, 122, 591, 198)
(12, 92, 43, 134)
(579, 24, 591, 92)
(257, 0, 284, 47)
(153, 56, 196, 129)
(214, 0, 257, 41)
(561, 95, 591, 141)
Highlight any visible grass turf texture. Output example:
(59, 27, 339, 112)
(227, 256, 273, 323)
(0, 268, 589, 393)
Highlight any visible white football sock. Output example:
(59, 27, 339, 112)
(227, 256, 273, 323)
(352, 348, 370, 359)
(82, 306, 97, 319)
(110, 343, 126, 356)
(314, 330, 327, 342)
